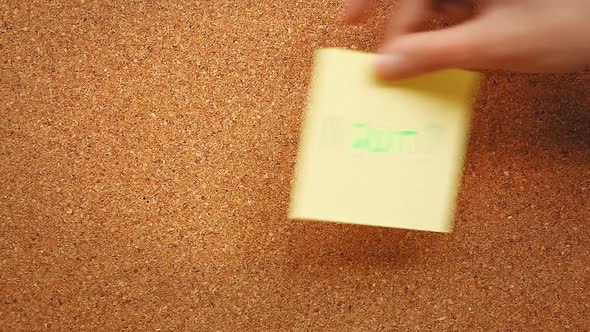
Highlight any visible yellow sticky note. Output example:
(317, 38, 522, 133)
(289, 48, 481, 232)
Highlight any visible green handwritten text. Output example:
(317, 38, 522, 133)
(351, 122, 436, 154)
(319, 118, 441, 154)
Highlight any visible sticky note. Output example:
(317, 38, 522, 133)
(289, 48, 481, 232)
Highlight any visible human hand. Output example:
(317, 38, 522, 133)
(345, 0, 590, 79)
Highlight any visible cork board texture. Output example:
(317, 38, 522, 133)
(1, 1, 589, 331)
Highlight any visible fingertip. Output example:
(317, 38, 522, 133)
(375, 57, 428, 80)
(375, 21, 490, 79)
(374, 53, 405, 79)
(373, 40, 418, 80)
(373, 45, 439, 80)
(343, 0, 373, 24)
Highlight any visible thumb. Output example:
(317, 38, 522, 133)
(375, 19, 495, 79)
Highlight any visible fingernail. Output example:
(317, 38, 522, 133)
(375, 54, 404, 78)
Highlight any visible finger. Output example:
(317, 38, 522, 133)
(386, 0, 433, 39)
(435, 0, 475, 25)
(387, 0, 474, 38)
(432, 0, 474, 12)
(344, 0, 375, 23)
(375, 18, 499, 79)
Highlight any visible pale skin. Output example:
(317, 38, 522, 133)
(344, 0, 590, 79)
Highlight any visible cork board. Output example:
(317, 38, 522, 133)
(1, 1, 589, 331)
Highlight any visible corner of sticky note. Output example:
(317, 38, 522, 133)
(288, 47, 481, 233)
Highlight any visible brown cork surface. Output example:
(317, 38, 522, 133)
(1, 1, 589, 331)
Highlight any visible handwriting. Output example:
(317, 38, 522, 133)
(319, 118, 441, 154)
